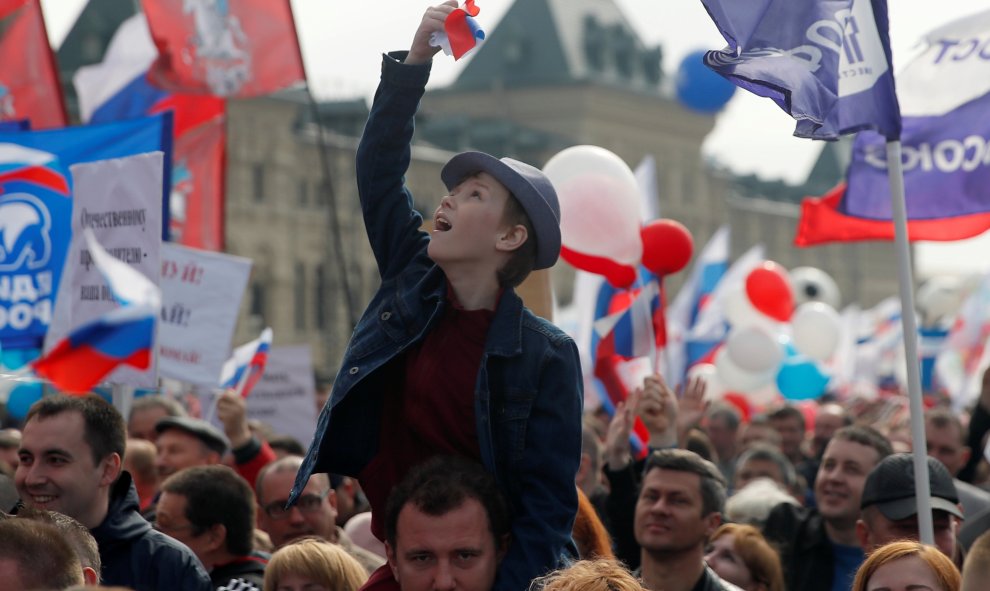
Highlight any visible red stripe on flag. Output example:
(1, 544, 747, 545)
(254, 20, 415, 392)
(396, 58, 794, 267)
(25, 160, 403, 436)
(33, 342, 151, 394)
(795, 183, 990, 246)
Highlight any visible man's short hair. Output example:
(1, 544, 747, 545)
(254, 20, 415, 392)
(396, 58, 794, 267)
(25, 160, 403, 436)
(0, 515, 84, 589)
(14, 508, 101, 574)
(256, 455, 330, 502)
(926, 407, 967, 444)
(643, 448, 727, 517)
(706, 404, 742, 431)
(831, 425, 894, 461)
(129, 394, 187, 420)
(268, 435, 306, 457)
(736, 444, 798, 489)
(768, 405, 805, 431)
(25, 395, 125, 466)
(383, 456, 510, 550)
(161, 465, 256, 556)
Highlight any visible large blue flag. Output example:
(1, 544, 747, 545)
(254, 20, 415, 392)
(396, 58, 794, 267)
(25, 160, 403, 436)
(702, 0, 901, 140)
(0, 113, 172, 349)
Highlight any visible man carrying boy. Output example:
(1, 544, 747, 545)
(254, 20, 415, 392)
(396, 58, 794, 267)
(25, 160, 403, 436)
(291, 3, 584, 591)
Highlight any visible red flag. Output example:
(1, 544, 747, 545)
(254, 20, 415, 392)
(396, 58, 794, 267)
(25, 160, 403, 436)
(167, 114, 226, 251)
(794, 183, 990, 246)
(0, 0, 67, 128)
(143, 0, 306, 97)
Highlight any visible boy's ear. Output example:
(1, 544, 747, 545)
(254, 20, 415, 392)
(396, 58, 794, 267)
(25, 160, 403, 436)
(496, 224, 528, 253)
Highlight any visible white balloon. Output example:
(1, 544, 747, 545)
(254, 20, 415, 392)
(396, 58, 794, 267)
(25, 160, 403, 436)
(687, 362, 726, 402)
(916, 275, 962, 328)
(725, 325, 784, 373)
(789, 266, 841, 309)
(543, 145, 643, 266)
(720, 285, 782, 331)
(791, 302, 842, 362)
(715, 347, 775, 394)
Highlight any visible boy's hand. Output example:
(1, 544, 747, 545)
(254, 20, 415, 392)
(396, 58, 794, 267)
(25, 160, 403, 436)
(406, 1, 459, 65)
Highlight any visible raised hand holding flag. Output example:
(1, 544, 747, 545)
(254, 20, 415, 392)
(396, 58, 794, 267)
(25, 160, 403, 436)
(219, 327, 272, 398)
(430, 0, 485, 60)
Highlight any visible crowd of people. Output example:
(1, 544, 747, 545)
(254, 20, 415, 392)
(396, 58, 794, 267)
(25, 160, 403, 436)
(0, 3, 987, 591)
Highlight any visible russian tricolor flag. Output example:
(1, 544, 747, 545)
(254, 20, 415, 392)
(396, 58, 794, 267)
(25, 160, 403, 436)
(219, 327, 272, 398)
(430, 0, 485, 60)
(33, 229, 161, 394)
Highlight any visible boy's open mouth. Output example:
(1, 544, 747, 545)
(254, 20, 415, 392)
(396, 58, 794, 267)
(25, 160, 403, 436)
(435, 214, 452, 231)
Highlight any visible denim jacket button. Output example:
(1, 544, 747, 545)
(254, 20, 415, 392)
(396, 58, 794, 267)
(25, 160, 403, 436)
(348, 366, 359, 375)
(381, 311, 391, 321)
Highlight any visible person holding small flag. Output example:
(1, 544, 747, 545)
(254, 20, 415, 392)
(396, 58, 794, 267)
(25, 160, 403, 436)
(290, 3, 584, 591)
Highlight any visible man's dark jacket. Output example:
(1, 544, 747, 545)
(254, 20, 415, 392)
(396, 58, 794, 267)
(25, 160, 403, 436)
(92, 472, 212, 590)
(762, 502, 834, 591)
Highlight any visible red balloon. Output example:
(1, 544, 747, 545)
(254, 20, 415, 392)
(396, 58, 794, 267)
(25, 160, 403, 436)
(640, 220, 694, 275)
(745, 261, 794, 322)
(560, 246, 637, 288)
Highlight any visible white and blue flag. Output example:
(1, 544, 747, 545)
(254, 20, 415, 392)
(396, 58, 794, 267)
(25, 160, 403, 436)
(702, 0, 901, 140)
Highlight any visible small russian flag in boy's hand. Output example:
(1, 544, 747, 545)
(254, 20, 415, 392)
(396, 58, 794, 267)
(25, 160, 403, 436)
(430, 0, 485, 60)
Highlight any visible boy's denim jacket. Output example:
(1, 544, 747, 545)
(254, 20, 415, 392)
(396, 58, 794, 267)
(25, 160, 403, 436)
(292, 53, 584, 591)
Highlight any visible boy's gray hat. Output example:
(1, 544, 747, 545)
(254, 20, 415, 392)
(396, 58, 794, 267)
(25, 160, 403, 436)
(441, 151, 561, 270)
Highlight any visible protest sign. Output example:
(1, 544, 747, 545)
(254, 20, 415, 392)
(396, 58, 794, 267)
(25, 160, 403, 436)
(159, 243, 251, 386)
(46, 152, 163, 388)
(243, 345, 317, 445)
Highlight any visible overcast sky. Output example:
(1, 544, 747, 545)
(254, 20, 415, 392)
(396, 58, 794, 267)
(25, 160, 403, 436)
(40, 0, 989, 276)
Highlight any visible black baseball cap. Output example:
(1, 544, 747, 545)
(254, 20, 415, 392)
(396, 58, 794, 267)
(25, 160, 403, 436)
(155, 416, 230, 456)
(861, 453, 963, 520)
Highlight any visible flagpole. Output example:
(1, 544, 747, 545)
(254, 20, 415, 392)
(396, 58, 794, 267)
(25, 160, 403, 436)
(887, 139, 934, 545)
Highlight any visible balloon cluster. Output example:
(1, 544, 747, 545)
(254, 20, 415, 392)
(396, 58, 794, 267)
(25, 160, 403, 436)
(693, 262, 843, 404)
(543, 145, 694, 286)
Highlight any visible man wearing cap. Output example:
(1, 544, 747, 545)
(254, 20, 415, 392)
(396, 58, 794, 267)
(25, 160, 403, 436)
(155, 416, 230, 480)
(856, 453, 963, 560)
(289, 4, 583, 591)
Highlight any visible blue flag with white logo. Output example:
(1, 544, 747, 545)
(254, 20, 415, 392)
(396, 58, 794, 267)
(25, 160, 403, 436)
(702, 0, 901, 140)
(0, 113, 172, 348)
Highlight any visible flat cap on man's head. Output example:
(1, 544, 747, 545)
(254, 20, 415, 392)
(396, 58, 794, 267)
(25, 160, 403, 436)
(155, 416, 229, 456)
(441, 151, 561, 270)
(861, 453, 963, 520)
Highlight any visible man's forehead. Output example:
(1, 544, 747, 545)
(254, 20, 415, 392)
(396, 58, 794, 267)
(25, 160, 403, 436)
(22, 412, 87, 447)
(396, 500, 492, 549)
(823, 438, 879, 466)
(642, 468, 701, 493)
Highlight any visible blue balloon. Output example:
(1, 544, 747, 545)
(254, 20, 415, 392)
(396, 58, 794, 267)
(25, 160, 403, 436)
(6, 385, 43, 421)
(2, 347, 43, 421)
(676, 50, 736, 113)
(776, 355, 830, 401)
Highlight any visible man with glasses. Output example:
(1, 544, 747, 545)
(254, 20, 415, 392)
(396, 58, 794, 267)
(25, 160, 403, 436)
(158, 465, 266, 590)
(255, 455, 384, 574)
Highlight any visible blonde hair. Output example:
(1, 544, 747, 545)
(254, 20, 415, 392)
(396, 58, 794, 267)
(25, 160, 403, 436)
(710, 523, 785, 591)
(531, 559, 645, 591)
(263, 537, 368, 591)
(963, 530, 990, 591)
(851, 541, 960, 591)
